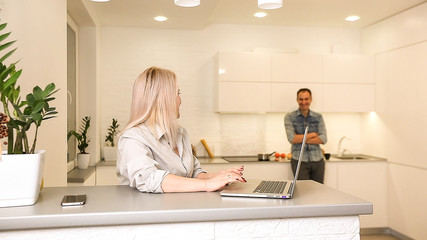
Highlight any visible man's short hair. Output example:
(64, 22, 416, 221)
(297, 88, 312, 97)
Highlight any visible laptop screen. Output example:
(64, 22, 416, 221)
(289, 126, 308, 194)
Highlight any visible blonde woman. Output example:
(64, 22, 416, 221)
(117, 67, 246, 193)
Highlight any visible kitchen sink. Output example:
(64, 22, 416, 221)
(331, 154, 369, 160)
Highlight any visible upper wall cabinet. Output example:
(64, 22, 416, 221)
(271, 83, 323, 112)
(323, 54, 375, 83)
(217, 52, 271, 82)
(272, 53, 322, 83)
(215, 52, 375, 113)
(322, 84, 375, 112)
(217, 82, 271, 113)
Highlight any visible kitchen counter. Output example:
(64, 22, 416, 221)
(198, 154, 386, 164)
(90, 155, 386, 166)
(0, 180, 372, 240)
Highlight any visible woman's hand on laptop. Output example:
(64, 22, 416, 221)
(198, 166, 246, 192)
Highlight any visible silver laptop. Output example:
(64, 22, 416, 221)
(220, 126, 308, 199)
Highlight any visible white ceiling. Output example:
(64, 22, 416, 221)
(68, 0, 426, 29)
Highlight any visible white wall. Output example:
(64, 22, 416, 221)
(0, 0, 68, 187)
(99, 24, 363, 157)
(362, 3, 427, 239)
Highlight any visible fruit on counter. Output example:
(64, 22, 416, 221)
(275, 152, 280, 158)
(287, 153, 292, 159)
(280, 153, 286, 158)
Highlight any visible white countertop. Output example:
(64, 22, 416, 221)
(0, 180, 372, 231)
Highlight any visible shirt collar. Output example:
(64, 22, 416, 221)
(149, 124, 183, 141)
(297, 109, 312, 117)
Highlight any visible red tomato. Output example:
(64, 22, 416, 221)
(280, 153, 286, 158)
(274, 152, 280, 158)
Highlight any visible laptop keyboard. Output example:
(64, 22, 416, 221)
(253, 181, 287, 194)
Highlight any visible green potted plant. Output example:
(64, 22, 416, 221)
(103, 118, 120, 161)
(0, 21, 58, 207)
(67, 116, 91, 169)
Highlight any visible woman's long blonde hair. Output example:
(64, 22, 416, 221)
(124, 66, 179, 147)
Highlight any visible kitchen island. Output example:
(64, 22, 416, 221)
(0, 180, 372, 239)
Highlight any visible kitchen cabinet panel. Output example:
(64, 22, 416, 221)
(216, 51, 375, 113)
(322, 84, 375, 112)
(272, 53, 322, 83)
(217, 52, 271, 82)
(337, 161, 387, 228)
(270, 83, 323, 112)
(323, 161, 338, 188)
(217, 82, 271, 112)
(323, 54, 375, 83)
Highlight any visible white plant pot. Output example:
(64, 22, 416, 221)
(0, 150, 45, 208)
(103, 146, 117, 162)
(77, 153, 90, 169)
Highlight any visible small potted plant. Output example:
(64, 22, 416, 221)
(67, 116, 91, 169)
(0, 21, 59, 207)
(103, 118, 120, 161)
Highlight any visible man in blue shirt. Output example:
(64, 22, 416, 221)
(284, 88, 327, 184)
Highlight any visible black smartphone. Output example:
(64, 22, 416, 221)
(61, 194, 87, 207)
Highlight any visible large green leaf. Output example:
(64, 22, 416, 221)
(0, 32, 11, 43)
(44, 83, 55, 94)
(0, 48, 17, 63)
(44, 97, 56, 103)
(0, 40, 16, 52)
(32, 86, 43, 99)
(42, 116, 57, 121)
(32, 101, 45, 113)
(3, 69, 21, 90)
(31, 112, 42, 122)
(0, 63, 16, 82)
(0, 23, 7, 32)
(23, 106, 33, 115)
(26, 93, 35, 106)
(45, 109, 57, 114)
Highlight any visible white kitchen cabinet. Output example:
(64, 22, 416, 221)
(323, 54, 375, 83)
(336, 161, 387, 228)
(217, 51, 270, 82)
(217, 82, 271, 112)
(96, 166, 119, 186)
(216, 51, 375, 113)
(324, 160, 387, 228)
(271, 83, 323, 112)
(272, 53, 322, 83)
(322, 84, 375, 112)
(323, 161, 338, 188)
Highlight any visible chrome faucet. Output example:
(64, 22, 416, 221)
(337, 136, 351, 157)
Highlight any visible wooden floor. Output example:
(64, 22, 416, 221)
(361, 234, 401, 240)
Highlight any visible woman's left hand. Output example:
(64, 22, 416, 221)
(218, 165, 244, 177)
(203, 166, 246, 192)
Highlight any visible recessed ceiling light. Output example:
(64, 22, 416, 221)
(154, 16, 168, 22)
(174, 0, 200, 7)
(254, 12, 268, 18)
(345, 15, 360, 22)
(258, 0, 283, 9)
